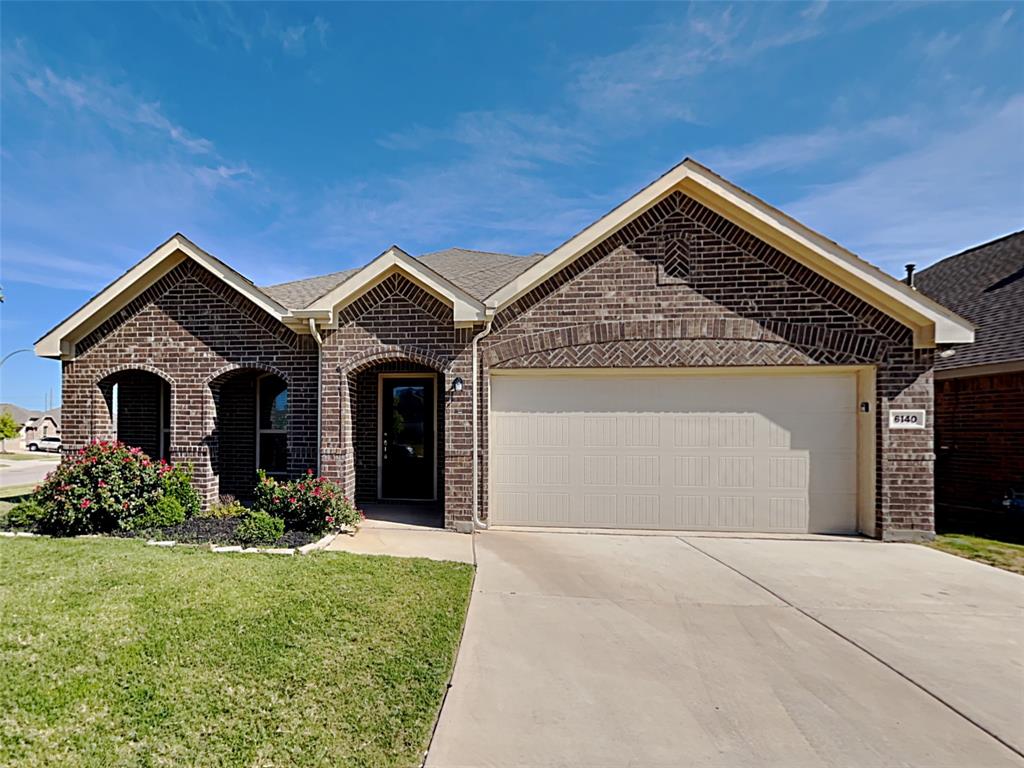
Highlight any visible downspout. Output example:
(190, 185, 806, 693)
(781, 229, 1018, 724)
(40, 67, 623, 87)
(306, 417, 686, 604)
(470, 313, 495, 530)
(308, 318, 324, 476)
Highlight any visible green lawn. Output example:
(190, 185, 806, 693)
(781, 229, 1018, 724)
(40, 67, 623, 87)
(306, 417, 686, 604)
(0, 538, 474, 767)
(928, 533, 1024, 575)
(0, 452, 60, 462)
(0, 484, 37, 514)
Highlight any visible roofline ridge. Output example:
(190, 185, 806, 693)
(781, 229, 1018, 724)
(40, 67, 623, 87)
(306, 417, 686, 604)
(917, 229, 1024, 277)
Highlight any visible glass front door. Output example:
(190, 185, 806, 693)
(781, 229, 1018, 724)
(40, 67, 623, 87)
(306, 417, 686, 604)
(380, 376, 435, 500)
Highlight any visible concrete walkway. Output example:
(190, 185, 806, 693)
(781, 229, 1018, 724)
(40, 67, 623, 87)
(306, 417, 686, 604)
(325, 516, 473, 564)
(427, 531, 1024, 768)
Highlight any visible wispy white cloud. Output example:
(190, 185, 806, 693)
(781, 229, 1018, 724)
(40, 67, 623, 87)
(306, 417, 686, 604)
(569, 6, 828, 123)
(697, 115, 918, 176)
(6, 43, 215, 156)
(786, 93, 1024, 272)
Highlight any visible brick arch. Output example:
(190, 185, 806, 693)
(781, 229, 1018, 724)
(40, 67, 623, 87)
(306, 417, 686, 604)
(203, 362, 292, 388)
(94, 363, 178, 389)
(341, 345, 451, 376)
(483, 318, 884, 368)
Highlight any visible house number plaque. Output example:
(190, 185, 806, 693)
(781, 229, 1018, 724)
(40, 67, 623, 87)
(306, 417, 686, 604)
(888, 409, 926, 429)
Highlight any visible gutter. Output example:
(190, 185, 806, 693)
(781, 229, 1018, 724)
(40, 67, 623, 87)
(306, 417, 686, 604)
(470, 313, 495, 530)
(308, 318, 324, 476)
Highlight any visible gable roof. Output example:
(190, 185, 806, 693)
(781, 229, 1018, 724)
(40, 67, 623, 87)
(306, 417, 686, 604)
(915, 230, 1024, 372)
(488, 158, 974, 347)
(35, 157, 977, 359)
(260, 248, 543, 310)
(35, 234, 292, 358)
(303, 245, 489, 324)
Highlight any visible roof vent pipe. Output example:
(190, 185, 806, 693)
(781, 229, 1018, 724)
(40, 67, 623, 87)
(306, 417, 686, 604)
(905, 263, 916, 288)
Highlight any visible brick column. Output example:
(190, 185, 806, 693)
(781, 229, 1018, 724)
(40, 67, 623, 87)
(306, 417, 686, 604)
(876, 349, 936, 541)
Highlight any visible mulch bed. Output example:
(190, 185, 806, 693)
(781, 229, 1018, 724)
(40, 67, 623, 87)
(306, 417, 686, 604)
(122, 516, 320, 548)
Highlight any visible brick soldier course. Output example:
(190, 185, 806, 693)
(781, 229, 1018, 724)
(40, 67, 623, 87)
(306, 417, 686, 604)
(38, 159, 973, 540)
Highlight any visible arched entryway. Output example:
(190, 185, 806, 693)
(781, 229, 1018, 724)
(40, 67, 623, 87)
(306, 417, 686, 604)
(97, 369, 172, 460)
(208, 367, 289, 500)
(349, 359, 445, 523)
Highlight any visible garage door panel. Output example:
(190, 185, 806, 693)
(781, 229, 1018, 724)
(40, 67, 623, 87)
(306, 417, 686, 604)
(490, 372, 858, 533)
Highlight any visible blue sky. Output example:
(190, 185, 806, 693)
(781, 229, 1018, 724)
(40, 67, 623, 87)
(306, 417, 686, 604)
(1, 2, 1022, 410)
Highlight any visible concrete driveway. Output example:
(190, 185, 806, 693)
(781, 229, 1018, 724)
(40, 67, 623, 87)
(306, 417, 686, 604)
(427, 531, 1024, 768)
(0, 455, 59, 488)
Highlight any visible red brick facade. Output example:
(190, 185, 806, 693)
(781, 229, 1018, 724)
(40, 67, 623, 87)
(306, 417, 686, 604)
(61, 260, 318, 506)
(935, 372, 1024, 511)
(59, 192, 937, 538)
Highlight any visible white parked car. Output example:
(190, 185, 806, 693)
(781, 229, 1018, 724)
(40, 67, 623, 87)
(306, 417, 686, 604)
(27, 436, 62, 453)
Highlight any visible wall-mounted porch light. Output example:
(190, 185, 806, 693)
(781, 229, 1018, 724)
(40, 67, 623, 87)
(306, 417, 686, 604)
(451, 376, 465, 393)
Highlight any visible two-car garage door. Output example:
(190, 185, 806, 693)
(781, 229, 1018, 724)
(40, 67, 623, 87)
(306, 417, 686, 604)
(489, 371, 858, 534)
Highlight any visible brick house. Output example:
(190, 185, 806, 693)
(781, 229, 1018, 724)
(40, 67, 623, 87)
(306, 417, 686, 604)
(915, 231, 1023, 520)
(35, 159, 974, 540)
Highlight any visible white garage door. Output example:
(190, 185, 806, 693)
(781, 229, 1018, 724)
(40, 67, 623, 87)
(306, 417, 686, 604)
(489, 371, 857, 533)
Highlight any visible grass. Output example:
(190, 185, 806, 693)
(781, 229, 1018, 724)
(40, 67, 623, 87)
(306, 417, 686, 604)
(0, 452, 60, 462)
(0, 484, 37, 514)
(0, 538, 474, 767)
(928, 533, 1024, 575)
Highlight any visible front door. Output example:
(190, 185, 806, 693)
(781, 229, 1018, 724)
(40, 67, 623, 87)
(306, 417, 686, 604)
(380, 375, 436, 500)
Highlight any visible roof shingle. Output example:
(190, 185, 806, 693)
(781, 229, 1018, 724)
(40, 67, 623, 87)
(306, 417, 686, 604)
(259, 247, 543, 309)
(915, 230, 1024, 371)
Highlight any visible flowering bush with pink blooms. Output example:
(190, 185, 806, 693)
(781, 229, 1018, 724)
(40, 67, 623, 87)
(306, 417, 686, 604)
(28, 441, 201, 536)
(254, 469, 360, 534)
(33, 441, 165, 535)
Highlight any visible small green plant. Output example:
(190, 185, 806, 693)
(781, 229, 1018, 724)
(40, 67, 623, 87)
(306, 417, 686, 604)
(5, 499, 45, 530)
(234, 509, 284, 547)
(159, 460, 200, 518)
(255, 470, 360, 534)
(200, 499, 247, 519)
(127, 496, 185, 532)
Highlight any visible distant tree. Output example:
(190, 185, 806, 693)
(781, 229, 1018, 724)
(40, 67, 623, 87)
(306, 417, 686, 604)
(0, 411, 18, 453)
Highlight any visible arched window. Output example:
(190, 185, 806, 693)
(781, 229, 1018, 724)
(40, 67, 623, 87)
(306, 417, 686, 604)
(256, 374, 288, 476)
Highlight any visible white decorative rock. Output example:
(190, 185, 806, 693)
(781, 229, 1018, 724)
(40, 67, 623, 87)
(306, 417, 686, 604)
(146, 540, 176, 547)
(211, 545, 243, 553)
(298, 533, 336, 555)
(1, 531, 16, 537)
(262, 548, 295, 556)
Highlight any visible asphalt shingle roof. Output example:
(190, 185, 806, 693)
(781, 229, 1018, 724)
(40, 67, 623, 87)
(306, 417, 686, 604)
(915, 230, 1024, 371)
(259, 247, 544, 309)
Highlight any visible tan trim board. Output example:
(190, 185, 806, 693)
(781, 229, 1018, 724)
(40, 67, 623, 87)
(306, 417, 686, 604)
(489, 364, 872, 378)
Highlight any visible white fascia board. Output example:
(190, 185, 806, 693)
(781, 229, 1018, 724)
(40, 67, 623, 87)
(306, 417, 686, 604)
(486, 159, 975, 347)
(306, 246, 486, 325)
(35, 234, 293, 359)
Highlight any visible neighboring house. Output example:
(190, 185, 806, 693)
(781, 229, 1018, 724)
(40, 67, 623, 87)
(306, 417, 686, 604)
(35, 159, 974, 540)
(915, 231, 1024, 514)
(21, 414, 61, 444)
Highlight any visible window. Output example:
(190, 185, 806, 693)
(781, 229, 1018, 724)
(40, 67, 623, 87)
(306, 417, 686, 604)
(256, 375, 288, 476)
(159, 380, 171, 461)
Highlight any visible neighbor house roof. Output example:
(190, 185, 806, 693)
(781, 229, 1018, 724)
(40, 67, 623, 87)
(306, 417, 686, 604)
(36, 157, 976, 359)
(915, 230, 1024, 374)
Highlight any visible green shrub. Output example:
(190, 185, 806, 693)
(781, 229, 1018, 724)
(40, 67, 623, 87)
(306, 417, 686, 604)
(159, 461, 200, 518)
(199, 498, 247, 519)
(127, 496, 186, 532)
(255, 470, 360, 534)
(5, 500, 45, 531)
(234, 508, 284, 547)
(34, 442, 164, 536)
